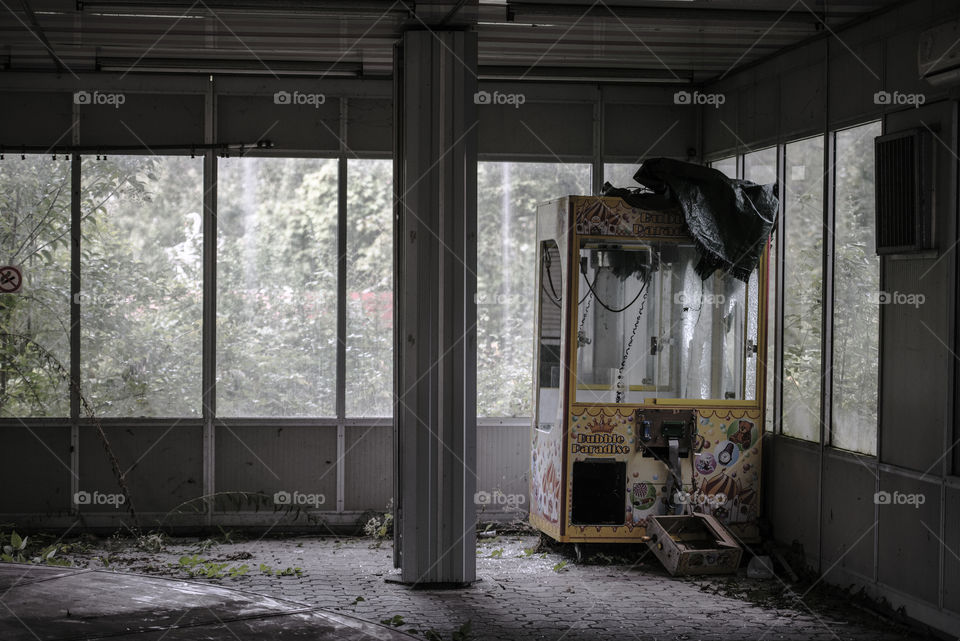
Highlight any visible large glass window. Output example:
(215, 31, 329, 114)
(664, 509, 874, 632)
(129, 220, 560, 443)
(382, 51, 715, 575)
(346, 159, 393, 417)
(603, 163, 640, 189)
(781, 137, 825, 442)
(477, 162, 591, 417)
(0, 156, 72, 417)
(831, 122, 881, 454)
(710, 156, 737, 179)
(81, 156, 203, 417)
(743, 147, 778, 420)
(216, 157, 338, 417)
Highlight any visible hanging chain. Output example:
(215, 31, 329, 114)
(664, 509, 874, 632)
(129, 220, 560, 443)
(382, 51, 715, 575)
(616, 276, 651, 403)
(577, 294, 592, 347)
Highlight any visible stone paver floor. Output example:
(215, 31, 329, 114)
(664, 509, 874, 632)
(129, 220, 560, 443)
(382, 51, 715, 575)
(18, 530, 933, 641)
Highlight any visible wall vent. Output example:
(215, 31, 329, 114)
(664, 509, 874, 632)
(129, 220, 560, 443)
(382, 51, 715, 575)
(874, 129, 934, 255)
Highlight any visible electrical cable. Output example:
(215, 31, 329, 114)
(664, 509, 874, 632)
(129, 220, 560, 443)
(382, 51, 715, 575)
(581, 271, 649, 313)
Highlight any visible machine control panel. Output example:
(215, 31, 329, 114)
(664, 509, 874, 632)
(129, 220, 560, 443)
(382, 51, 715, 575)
(635, 408, 697, 455)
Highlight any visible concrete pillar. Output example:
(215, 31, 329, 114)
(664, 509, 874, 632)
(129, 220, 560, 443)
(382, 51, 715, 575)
(393, 30, 478, 585)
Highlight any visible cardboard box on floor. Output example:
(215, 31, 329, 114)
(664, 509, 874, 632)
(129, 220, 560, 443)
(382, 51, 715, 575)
(644, 514, 743, 576)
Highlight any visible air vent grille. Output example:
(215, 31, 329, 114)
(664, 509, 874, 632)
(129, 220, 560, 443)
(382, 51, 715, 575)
(875, 129, 933, 254)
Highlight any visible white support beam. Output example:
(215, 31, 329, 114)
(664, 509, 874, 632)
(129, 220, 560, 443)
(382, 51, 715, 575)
(393, 29, 478, 586)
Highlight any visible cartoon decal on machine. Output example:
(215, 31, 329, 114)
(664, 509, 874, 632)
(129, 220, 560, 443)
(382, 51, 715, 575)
(529, 195, 770, 543)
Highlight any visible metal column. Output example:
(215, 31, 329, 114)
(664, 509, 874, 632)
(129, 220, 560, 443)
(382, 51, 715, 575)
(393, 29, 478, 585)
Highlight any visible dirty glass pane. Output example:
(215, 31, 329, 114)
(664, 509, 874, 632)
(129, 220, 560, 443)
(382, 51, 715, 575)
(81, 156, 203, 417)
(781, 136, 824, 442)
(604, 163, 640, 188)
(743, 146, 777, 406)
(346, 158, 393, 418)
(831, 122, 881, 455)
(0, 156, 71, 417)
(477, 162, 591, 418)
(217, 157, 338, 417)
(743, 147, 777, 185)
(710, 157, 737, 179)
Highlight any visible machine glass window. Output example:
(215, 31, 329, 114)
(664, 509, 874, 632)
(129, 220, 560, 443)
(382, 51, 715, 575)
(573, 240, 757, 403)
(831, 121, 881, 455)
(81, 155, 203, 417)
(345, 158, 393, 418)
(477, 161, 591, 418)
(536, 240, 564, 432)
(216, 157, 338, 417)
(781, 136, 825, 442)
(0, 155, 71, 417)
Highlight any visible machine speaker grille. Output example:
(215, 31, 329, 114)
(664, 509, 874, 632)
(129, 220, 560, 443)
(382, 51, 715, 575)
(874, 129, 933, 254)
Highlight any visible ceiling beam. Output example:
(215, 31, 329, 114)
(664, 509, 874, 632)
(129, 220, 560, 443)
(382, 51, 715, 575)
(506, 3, 838, 25)
(17, 0, 66, 73)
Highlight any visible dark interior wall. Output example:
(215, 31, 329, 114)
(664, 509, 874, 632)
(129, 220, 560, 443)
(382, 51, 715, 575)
(701, 0, 960, 634)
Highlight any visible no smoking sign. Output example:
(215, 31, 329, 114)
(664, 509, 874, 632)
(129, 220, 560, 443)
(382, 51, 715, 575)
(0, 265, 23, 294)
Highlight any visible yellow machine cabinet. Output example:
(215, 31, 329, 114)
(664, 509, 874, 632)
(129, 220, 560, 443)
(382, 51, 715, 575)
(529, 196, 769, 543)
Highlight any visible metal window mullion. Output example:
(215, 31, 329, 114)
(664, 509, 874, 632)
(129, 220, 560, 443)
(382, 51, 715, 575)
(336, 98, 348, 514)
(815, 41, 832, 576)
(822, 131, 837, 450)
(202, 79, 217, 526)
(592, 86, 603, 195)
(774, 144, 785, 436)
(70, 152, 81, 511)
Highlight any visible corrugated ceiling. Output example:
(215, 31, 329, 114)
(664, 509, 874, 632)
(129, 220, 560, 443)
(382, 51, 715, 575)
(1, 0, 899, 82)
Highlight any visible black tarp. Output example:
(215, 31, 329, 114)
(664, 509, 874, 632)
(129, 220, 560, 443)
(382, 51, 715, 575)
(603, 157, 779, 282)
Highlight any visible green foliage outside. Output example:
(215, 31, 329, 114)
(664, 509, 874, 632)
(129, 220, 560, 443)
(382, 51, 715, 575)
(476, 162, 591, 417)
(830, 122, 881, 454)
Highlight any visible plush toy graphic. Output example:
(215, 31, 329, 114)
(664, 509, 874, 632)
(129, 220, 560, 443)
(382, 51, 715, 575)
(729, 419, 754, 449)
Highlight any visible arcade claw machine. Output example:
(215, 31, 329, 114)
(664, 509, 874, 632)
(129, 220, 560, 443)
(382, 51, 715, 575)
(529, 196, 768, 544)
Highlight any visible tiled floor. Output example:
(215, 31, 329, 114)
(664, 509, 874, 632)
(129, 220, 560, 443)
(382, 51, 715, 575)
(10, 531, 928, 641)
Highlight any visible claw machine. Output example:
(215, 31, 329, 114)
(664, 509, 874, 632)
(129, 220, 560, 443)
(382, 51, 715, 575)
(529, 196, 769, 543)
